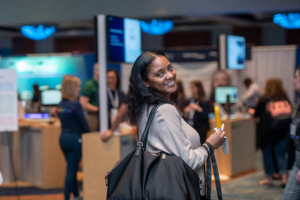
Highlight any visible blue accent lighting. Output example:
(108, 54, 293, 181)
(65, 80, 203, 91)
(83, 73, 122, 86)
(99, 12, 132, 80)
(21, 25, 55, 40)
(140, 20, 173, 35)
(273, 13, 300, 29)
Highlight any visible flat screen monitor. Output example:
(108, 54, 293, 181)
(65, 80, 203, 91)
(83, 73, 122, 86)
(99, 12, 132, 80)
(107, 16, 141, 63)
(226, 35, 245, 70)
(215, 87, 238, 104)
(41, 90, 62, 106)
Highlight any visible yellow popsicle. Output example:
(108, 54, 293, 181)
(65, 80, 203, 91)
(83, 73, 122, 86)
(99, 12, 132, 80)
(214, 106, 222, 129)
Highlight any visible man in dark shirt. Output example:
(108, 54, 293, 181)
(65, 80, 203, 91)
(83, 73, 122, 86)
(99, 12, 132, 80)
(80, 63, 99, 132)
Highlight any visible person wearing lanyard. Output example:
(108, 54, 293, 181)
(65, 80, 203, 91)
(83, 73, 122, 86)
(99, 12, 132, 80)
(184, 80, 210, 145)
(107, 68, 125, 129)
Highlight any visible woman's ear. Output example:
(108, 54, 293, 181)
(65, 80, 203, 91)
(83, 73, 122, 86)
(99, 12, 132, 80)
(143, 81, 150, 87)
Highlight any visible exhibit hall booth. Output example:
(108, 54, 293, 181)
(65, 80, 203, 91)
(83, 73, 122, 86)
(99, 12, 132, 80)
(0, 14, 299, 200)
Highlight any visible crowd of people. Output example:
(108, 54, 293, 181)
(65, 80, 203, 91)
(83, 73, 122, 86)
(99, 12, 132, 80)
(30, 52, 300, 199)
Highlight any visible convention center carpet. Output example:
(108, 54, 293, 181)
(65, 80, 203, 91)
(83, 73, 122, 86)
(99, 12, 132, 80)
(211, 170, 285, 200)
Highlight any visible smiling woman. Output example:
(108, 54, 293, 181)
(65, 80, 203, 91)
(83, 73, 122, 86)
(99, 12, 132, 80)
(125, 51, 226, 198)
(128, 51, 178, 125)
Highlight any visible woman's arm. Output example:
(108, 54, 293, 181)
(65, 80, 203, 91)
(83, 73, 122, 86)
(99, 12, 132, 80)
(74, 102, 90, 133)
(148, 104, 209, 171)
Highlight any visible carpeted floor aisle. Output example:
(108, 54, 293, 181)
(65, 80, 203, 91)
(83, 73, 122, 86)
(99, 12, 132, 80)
(211, 170, 285, 200)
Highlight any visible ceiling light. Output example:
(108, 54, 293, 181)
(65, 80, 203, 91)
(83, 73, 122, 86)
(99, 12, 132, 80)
(21, 25, 55, 40)
(140, 20, 173, 35)
(273, 13, 300, 29)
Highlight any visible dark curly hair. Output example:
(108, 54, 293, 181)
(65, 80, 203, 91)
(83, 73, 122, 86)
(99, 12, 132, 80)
(128, 51, 178, 125)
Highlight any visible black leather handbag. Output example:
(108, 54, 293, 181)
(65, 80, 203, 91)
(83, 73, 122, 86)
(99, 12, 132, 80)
(105, 104, 222, 200)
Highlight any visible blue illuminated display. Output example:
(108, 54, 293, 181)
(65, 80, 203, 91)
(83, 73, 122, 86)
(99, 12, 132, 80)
(273, 13, 300, 29)
(21, 25, 55, 40)
(140, 20, 173, 35)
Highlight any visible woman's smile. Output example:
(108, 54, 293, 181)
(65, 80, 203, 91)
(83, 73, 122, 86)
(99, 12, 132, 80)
(164, 80, 175, 87)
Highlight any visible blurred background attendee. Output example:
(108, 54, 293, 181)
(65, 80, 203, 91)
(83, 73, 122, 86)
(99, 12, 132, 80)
(176, 79, 186, 115)
(80, 63, 99, 132)
(254, 78, 290, 187)
(283, 65, 300, 199)
(239, 77, 261, 109)
(184, 80, 210, 145)
(30, 83, 41, 113)
(57, 75, 90, 200)
(106, 68, 126, 129)
(209, 69, 231, 109)
(31, 84, 41, 102)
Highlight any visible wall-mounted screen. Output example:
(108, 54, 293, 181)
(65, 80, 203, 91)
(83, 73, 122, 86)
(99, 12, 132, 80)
(107, 16, 141, 63)
(215, 86, 238, 104)
(226, 35, 245, 70)
(41, 90, 62, 106)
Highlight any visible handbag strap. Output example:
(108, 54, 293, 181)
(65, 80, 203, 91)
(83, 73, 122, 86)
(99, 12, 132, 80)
(206, 149, 223, 200)
(135, 104, 162, 156)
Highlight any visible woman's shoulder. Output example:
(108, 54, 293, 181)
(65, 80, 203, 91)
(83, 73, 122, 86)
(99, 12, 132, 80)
(67, 100, 82, 108)
(156, 104, 180, 117)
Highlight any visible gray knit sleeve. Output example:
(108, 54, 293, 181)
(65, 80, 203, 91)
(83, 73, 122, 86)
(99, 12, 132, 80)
(146, 104, 208, 171)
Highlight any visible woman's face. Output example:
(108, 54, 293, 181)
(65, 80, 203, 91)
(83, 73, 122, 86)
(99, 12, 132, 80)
(190, 83, 198, 99)
(144, 56, 177, 99)
(293, 70, 300, 93)
(107, 71, 117, 90)
(213, 72, 229, 88)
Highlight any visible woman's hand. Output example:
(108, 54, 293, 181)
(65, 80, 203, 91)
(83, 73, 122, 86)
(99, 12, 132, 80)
(296, 170, 300, 185)
(189, 103, 203, 112)
(101, 130, 113, 142)
(51, 107, 58, 116)
(183, 106, 190, 118)
(205, 130, 226, 149)
(248, 108, 255, 115)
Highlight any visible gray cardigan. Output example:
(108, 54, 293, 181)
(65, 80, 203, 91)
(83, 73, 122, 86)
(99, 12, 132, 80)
(138, 104, 208, 195)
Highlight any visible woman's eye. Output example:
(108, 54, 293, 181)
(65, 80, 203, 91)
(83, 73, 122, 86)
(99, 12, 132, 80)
(168, 67, 173, 71)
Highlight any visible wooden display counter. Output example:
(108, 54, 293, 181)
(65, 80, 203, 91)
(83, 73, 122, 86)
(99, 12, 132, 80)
(207, 117, 256, 178)
(82, 133, 136, 200)
(0, 119, 66, 189)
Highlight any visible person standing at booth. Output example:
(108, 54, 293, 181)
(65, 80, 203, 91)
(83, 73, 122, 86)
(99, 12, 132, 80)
(254, 78, 290, 187)
(106, 68, 126, 128)
(57, 75, 90, 200)
(31, 84, 41, 102)
(209, 70, 231, 111)
(80, 63, 99, 132)
(239, 77, 261, 109)
(184, 80, 210, 145)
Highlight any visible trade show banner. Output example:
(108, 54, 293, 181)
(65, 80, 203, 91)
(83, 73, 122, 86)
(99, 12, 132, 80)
(0, 69, 18, 131)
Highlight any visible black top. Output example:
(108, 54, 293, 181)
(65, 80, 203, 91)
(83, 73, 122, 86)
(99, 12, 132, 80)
(186, 99, 210, 122)
(254, 95, 290, 148)
(57, 99, 90, 134)
(185, 99, 210, 136)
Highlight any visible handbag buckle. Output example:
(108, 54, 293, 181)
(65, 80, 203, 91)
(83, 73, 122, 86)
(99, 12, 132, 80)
(105, 175, 108, 186)
(105, 172, 109, 186)
(137, 142, 143, 147)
